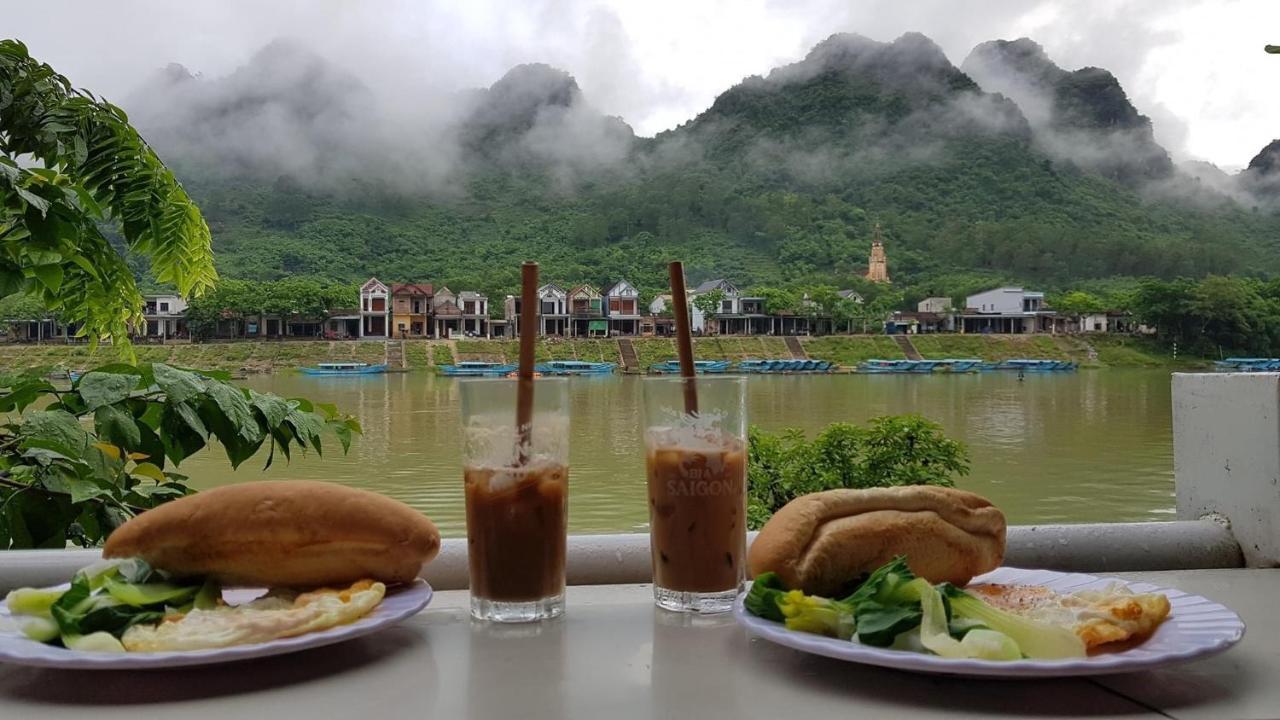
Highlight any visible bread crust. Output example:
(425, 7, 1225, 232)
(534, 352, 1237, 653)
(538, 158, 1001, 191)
(747, 487, 1005, 596)
(103, 481, 440, 587)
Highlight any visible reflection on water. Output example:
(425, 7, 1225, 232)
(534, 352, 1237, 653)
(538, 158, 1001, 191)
(181, 370, 1176, 535)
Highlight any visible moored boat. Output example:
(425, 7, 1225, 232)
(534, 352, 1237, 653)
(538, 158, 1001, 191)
(649, 360, 731, 374)
(1215, 357, 1280, 372)
(535, 360, 617, 375)
(935, 358, 981, 373)
(299, 362, 388, 376)
(440, 361, 518, 377)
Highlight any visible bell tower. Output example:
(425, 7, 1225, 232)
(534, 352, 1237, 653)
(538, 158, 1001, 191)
(865, 223, 890, 283)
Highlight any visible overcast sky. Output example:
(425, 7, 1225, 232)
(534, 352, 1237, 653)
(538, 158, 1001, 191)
(6, 0, 1277, 169)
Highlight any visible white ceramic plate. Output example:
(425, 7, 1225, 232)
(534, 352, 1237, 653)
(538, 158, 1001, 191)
(0, 579, 432, 670)
(735, 567, 1245, 677)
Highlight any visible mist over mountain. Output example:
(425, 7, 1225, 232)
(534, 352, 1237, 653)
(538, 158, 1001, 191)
(961, 38, 1173, 187)
(120, 31, 1280, 298)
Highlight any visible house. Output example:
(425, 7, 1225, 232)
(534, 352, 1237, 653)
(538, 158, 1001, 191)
(604, 280, 642, 336)
(567, 284, 605, 337)
(4, 317, 73, 343)
(837, 289, 864, 304)
(688, 279, 769, 335)
(359, 278, 390, 338)
(960, 287, 1056, 334)
(537, 284, 569, 336)
(645, 293, 675, 336)
(323, 308, 361, 339)
(458, 291, 489, 337)
(916, 297, 955, 332)
(432, 287, 462, 338)
(390, 283, 432, 338)
(141, 294, 188, 340)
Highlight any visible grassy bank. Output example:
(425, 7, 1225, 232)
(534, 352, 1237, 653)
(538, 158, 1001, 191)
(0, 334, 1205, 373)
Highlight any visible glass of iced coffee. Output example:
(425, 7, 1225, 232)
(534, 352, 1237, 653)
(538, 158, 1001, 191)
(460, 378, 569, 623)
(642, 375, 747, 613)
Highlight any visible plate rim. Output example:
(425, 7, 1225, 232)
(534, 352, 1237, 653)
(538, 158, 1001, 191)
(734, 567, 1246, 678)
(0, 578, 433, 670)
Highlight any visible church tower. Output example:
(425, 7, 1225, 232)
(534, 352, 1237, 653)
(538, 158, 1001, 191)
(865, 223, 890, 283)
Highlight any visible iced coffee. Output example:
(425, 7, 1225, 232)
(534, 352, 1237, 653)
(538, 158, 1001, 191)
(465, 462, 567, 603)
(642, 376, 748, 613)
(459, 378, 570, 623)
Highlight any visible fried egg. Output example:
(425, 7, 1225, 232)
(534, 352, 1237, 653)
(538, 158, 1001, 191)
(968, 582, 1171, 649)
(121, 580, 386, 652)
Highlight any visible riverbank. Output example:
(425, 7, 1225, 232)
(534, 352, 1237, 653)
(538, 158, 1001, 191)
(0, 334, 1205, 373)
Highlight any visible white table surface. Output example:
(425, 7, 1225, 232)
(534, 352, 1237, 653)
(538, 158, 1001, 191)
(0, 569, 1273, 719)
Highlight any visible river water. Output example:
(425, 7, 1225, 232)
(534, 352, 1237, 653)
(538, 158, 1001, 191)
(182, 370, 1176, 535)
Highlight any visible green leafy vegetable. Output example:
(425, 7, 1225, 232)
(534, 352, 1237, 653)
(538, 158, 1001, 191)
(743, 572, 788, 622)
(4, 586, 65, 615)
(778, 590, 856, 640)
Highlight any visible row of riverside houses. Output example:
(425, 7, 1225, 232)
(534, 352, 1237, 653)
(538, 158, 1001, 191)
(0, 282, 1140, 344)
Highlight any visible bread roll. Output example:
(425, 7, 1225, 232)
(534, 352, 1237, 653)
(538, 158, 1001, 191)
(747, 486, 1005, 596)
(104, 481, 440, 587)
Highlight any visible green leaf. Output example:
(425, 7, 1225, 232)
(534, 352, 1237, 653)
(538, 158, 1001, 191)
(152, 364, 203, 405)
(20, 410, 90, 457)
(15, 186, 50, 215)
(131, 462, 165, 482)
(249, 391, 290, 428)
(30, 263, 63, 293)
(39, 468, 110, 504)
(205, 382, 260, 444)
(77, 372, 138, 410)
(160, 404, 206, 464)
(94, 404, 141, 450)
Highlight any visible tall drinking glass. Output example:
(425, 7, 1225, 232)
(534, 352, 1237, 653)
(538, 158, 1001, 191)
(460, 378, 569, 623)
(643, 376, 748, 613)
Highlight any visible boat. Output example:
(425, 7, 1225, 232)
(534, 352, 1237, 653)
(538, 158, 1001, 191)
(857, 359, 916, 373)
(649, 360, 731, 374)
(1215, 357, 1280, 372)
(935, 359, 981, 373)
(535, 360, 617, 376)
(299, 362, 388, 376)
(995, 359, 1077, 372)
(733, 358, 833, 374)
(440, 361, 518, 377)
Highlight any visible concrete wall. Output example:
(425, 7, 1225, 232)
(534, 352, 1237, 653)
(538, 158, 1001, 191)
(1174, 372, 1280, 567)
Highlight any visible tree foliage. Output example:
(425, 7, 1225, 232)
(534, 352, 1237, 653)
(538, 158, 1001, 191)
(185, 277, 356, 337)
(1130, 276, 1280, 356)
(747, 415, 969, 529)
(0, 363, 361, 549)
(0, 40, 216, 347)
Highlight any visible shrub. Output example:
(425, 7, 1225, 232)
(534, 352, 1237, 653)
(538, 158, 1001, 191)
(747, 415, 968, 529)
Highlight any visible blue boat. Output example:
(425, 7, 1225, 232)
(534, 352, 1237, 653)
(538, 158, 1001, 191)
(299, 362, 388, 376)
(935, 359, 981, 373)
(858, 359, 915, 373)
(995, 359, 1076, 372)
(1215, 357, 1280, 372)
(440, 361, 518, 377)
(650, 360, 731, 374)
(536, 360, 617, 376)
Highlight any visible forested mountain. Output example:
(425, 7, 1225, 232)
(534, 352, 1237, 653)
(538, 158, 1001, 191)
(126, 32, 1280, 304)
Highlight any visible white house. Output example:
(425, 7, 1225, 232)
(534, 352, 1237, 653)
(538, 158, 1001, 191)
(604, 280, 641, 336)
(918, 296, 952, 314)
(458, 290, 489, 337)
(537, 284, 569, 336)
(960, 287, 1055, 334)
(141, 294, 188, 339)
(359, 277, 389, 338)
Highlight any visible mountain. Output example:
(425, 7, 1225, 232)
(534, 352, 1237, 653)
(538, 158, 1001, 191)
(459, 63, 636, 172)
(961, 38, 1174, 185)
(126, 34, 1280, 302)
(1239, 139, 1280, 197)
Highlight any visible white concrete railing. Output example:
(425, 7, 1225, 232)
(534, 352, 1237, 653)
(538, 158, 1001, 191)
(0, 520, 1241, 593)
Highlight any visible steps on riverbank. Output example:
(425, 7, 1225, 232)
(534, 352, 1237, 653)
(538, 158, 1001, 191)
(617, 338, 640, 372)
(385, 340, 406, 369)
(784, 336, 807, 359)
(893, 335, 923, 361)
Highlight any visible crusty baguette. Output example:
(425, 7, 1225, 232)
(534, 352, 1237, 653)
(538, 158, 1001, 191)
(104, 481, 440, 587)
(747, 486, 1005, 596)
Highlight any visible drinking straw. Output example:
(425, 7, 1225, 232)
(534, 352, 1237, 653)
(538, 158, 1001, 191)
(516, 261, 539, 463)
(667, 261, 699, 415)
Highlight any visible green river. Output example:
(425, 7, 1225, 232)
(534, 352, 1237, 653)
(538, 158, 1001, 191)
(183, 370, 1176, 535)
